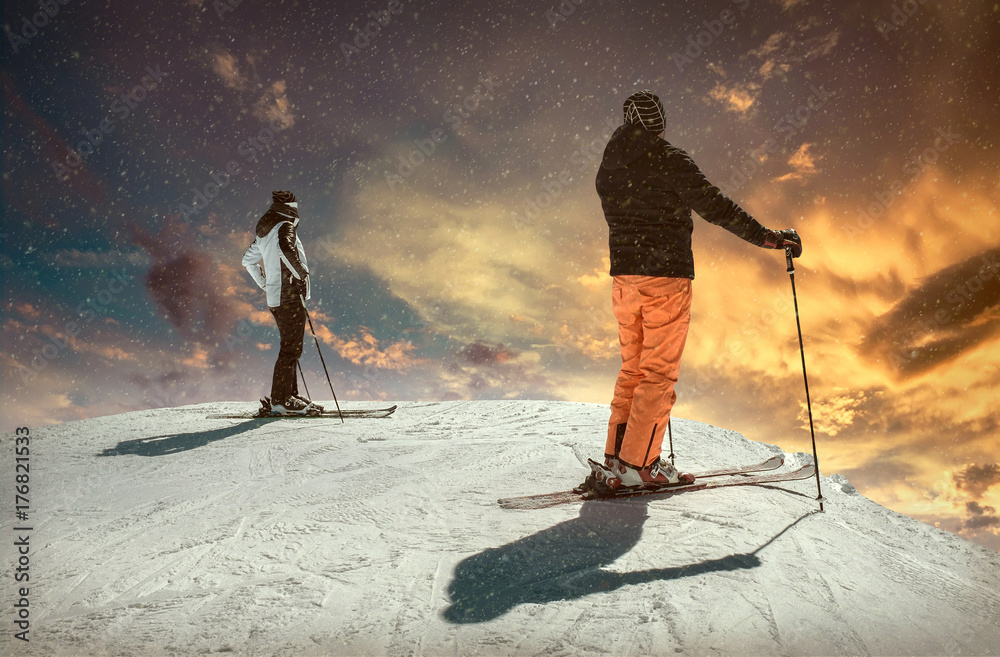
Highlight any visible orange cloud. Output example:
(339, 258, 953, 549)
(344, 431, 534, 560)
(314, 325, 420, 371)
(14, 302, 42, 319)
(559, 324, 615, 362)
(577, 258, 612, 289)
(708, 81, 760, 114)
(773, 143, 819, 182)
(802, 390, 868, 437)
(211, 48, 245, 89)
(254, 79, 295, 128)
(182, 345, 211, 369)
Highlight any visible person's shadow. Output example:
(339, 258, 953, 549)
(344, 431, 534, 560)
(97, 421, 262, 457)
(443, 500, 812, 624)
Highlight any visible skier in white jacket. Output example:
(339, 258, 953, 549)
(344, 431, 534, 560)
(242, 190, 320, 415)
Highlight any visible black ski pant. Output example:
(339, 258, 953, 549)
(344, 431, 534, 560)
(269, 301, 306, 403)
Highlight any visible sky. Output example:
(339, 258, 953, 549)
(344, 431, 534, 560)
(2, 0, 998, 551)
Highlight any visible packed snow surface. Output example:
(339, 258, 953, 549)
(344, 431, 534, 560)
(3, 400, 999, 656)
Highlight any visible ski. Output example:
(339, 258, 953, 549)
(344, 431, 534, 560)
(207, 405, 397, 420)
(675, 454, 783, 479)
(497, 455, 781, 509)
(498, 461, 814, 510)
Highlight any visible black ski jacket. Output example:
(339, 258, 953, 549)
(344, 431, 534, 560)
(596, 124, 768, 279)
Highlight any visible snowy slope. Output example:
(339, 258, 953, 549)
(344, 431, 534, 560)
(2, 400, 999, 657)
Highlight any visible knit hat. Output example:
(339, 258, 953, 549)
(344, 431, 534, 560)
(269, 190, 298, 222)
(272, 190, 296, 205)
(255, 191, 299, 236)
(623, 90, 665, 134)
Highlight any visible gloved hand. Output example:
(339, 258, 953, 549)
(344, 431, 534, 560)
(296, 274, 308, 297)
(761, 228, 802, 258)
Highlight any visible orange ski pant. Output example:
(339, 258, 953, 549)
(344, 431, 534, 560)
(605, 275, 692, 469)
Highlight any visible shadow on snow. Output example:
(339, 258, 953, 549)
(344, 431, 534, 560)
(96, 421, 262, 457)
(443, 501, 813, 624)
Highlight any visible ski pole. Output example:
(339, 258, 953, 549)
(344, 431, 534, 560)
(296, 361, 312, 401)
(785, 247, 824, 511)
(300, 296, 344, 423)
(667, 419, 675, 466)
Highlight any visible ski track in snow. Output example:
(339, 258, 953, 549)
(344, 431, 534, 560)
(2, 400, 1000, 656)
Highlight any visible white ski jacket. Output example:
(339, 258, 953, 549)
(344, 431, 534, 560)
(242, 204, 310, 308)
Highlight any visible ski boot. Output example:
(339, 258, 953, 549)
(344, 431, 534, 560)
(256, 397, 275, 417)
(263, 396, 322, 416)
(573, 456, 617, 494)
(291, 394, 324, 413)
(584, 457, 695, 497)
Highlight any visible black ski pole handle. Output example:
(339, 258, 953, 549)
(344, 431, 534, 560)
(785, 245, 795, 273)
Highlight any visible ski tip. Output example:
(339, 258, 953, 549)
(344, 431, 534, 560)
(783, 463, 816, 479)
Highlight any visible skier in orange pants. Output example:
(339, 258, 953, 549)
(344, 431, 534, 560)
(580, 90, 802, 495)
(606, 275, 691, 472)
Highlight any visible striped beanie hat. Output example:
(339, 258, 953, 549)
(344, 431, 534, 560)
(623, 90, 665, 134)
